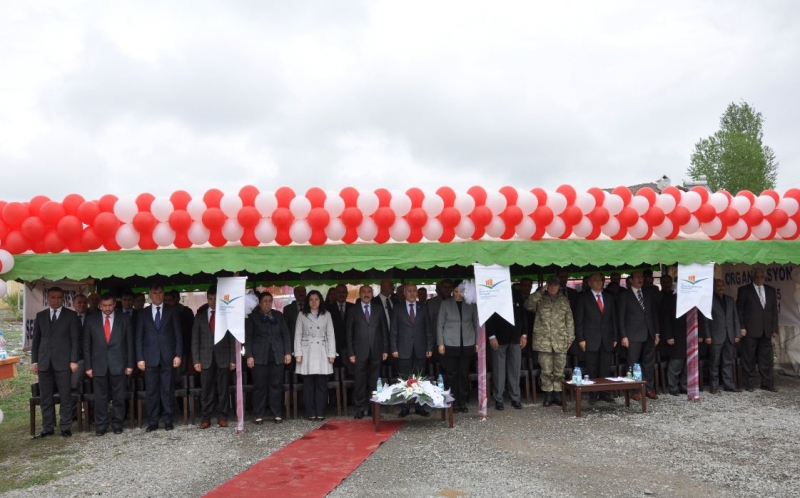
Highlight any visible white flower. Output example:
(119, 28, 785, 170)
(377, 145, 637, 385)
(405, 387, 414, 396)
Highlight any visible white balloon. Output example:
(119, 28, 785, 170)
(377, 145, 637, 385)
(113, 198, 138, 223)
(701, 218, 723, 237)
(752, 220, 774, 239)
(777, 198, 799, 216)
(289, 196, 312, 219)
(324, 194, 345, 218)
(455, 217, 476, 239)
(150, 198, 174, 223)
(573, 217, 594, 238)
(629, 196, 649, 216)
(679, 191, 702, 212)
(731, 196, 752, 215)
(604, 194, 624, 216)
(653, 219, 674, 238)
(357, 191, 380, 216)
(421, 193, 444, 217)
(545, 217, 566, 238)
(186, 199, 207, 221)
(654, 194, 677, 214)
(115, 223, 139, 249)
(289, 220, 312, 244)
(152, 222, 176, 247)
(545, 192, 567, 216)
(188, 221, 211, 245)
(0, 249, 14, 274)
(389, 192, 412, 217)
(485, 216, 506, 238)
(516, 190, 538, 215)
(708, 192, 729, 213)
(325, 218, 346, 241)
(0, 279, 6, 299)
(485, 192, 507, 216)
(422, 218, 443, 241)
(222, 219, 244, 242)
(753, 195, 776, 215)
(220, 193, 243, 218)
(357, 218, 378, 241)
(515, 217, 536, 239)
(453, 193, 477, 216)
(629, 219, 649, 239)
(728, 220, 750, 239)
(777, 219, 798, 239)
(601, 218, 620, 237)
(255, 191, 278, 216)
(682, 215, 700, 234)
(389, 218, 411, 241)
(574, 193, 596, 215)
(254, 219, 277, 243)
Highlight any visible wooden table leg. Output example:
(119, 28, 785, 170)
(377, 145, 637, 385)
(624, 389, 630, 407)
(448, 405, 454, 428)
(641, 384, 647, 413)
(440, 406, 445, 421)
(373, 402, 381, 431)
(575, 388, 582, 418)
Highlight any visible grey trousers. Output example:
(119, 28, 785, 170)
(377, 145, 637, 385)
(667, 357, 687, 394)
(709, 341, 736, 390)
(490, 343, 521, 403)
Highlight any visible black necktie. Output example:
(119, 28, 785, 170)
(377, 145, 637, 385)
(155, 306, 162, 328)
(51, 310, 57, 323)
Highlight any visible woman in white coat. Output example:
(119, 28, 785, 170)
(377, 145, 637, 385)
(294, 290, 336, 420)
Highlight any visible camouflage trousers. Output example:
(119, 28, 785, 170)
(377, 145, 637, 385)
(538, 351, 567, 393)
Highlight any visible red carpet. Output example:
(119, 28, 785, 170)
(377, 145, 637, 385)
(204, 419, 404, 498)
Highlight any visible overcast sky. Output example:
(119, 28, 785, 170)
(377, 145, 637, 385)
(2, 1, 799, 203)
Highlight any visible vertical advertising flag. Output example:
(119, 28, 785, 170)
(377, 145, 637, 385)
(473, 264, 514, 326)
(676, 263, 715, 319)
(215, 277, 247, 344)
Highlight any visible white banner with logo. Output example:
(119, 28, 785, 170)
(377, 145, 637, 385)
(23, 279, 94, 351)
(215, 277, 247, 344)
(676, 263, 715, 319)
(473, 264, 514, 326)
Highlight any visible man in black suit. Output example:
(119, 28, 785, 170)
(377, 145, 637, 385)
(84, 293, 134, 435)
(376, 277, 395, 326)
(136, 283, 183, 431)
(574, 273, 618, 403)
(329, 284, 355, 371)
(346, 285, 389, 419)
(486, 290, 527, 410)
(737, 267, 779, 392)
(708, 279, 741, 393)
(120, 290, 139, 330)
(31, 286, 80, 438)
(390, 283, 434, 417)
(660, 291, 710, 395)
(618, 271, 660, 399)
(282, 285, 306, 345)
(71, 294, 89, 391)
(191, 285, 235, 429)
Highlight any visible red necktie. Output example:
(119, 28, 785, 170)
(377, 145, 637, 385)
(210, 309, 216, 332)
(596, 294, 604, 313)
(104, 315, 112, 343)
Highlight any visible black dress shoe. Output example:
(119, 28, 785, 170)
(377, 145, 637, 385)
(415, 407, 430, 417)
(354, 410, 364, 419)
(164, 422, 174, 431)
(460, 406, 469, 413)
(37, 429, 55, 439)
(145, 424, 159, 432)
(495, 401, 505, 411)
(95, 428, 107, 436)
(113, 428, 123, 435)
(761, 386, 778, 392)
(511, 401, 523, 409)
(398, 406, 410, 417)
(745, 387, 754, 392)
(61, 430, 72, 438)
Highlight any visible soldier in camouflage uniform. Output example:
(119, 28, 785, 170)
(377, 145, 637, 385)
(525, 275, 575, 407)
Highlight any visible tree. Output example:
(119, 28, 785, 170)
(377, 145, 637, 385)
(687, 101, 778, 193)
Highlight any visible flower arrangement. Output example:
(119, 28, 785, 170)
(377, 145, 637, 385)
(371, 375, 454, 408)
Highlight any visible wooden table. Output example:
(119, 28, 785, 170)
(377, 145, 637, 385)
(0, 356, 21, 380)
(372, 401, 454, 431)
(561, 378, 646, 418)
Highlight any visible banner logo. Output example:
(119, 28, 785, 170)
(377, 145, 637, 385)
(682, 276, 708, 286)
(221, 294, 242, 305)
(479, 279, 506, 290)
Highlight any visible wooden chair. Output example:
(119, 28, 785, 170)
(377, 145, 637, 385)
(29, 382, 81, 436)
(188, 374, 203, 424)
(326, 370, 343, 416)
(338, 367, 354, 415)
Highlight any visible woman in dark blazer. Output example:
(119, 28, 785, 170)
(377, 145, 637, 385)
(436, 281, 479, 413)
(245, 292, 292, 423)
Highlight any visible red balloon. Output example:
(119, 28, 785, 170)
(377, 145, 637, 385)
(501, 205, 523, 227)
(586, 225, 602, 240)
(29, 195, 51, 216)
(275, 187, 296, 208)
(559, 226, 573, 240)
(436, 187, 457, 207)
(39, 201, 66, 227)
(270, 207, 294, 228)
(340, 187, 360, 207)
(736, 190, 755, 203)
(102, 236, 121, 251)
(612, 186, 632, 206)
(636, 187, 657, 207)
(81, 227, 103, 250)
(588, 206, 610, 226)
(375, 227, 391, 244)
(530, 188, 548, 207)
(236, 206, 261, 228)
(560, 205, 582, 226)
(470, 205, 493, 226)
(784, 188, 800, 204)
(471, 225, 487, 240)
(467, 186, 488, 206)
(99, 194, 118, 213)
(3, 230, 28, 254)
(669, 206, 691, 226)
(275, 228, 292, 246)
(56, 215, 83, 241)
(309, 229, 327, 246)
(21, 217, 47, 241)
(618, 207, 639, 228)
(31, 239, 47, 254)
(169, 210, 193, 231)
(668, 223, 681, 239)
(499, 186, 518, 205)
(556, 185, 577, 205)
(587, 188, 605, 207)
(2, 202, 30, 228)
(500, 224, 516, 240)
(93, 212, 120, 238)
(77, 201, 101, 225)
(761, 189, 780, 203)
(238, 185, 259, 207)
(305, 187, 327, 208)
(174, 231, 192, 249)
(307, 207, 330, 229)
(530, 224, 546, 241)
(241, 227, 259, 247)
(438, 227, 456, 243)
(767, 209, 789, 228)
(691, 186, 710, 204)
(406, 188, 425, 207)
(742, 208, 764, 226)
(635, 226, 654, 240)
(373, 206, 396, 228)
(439, 207, 461, 228)
(643, 206, 666, 227)
(202, 208, 227, 230)
(341, 206, 363, 228)
(170, 190, 192, 210)
(342, 227, 358, 244)
(0, 219, 8, 242)
(62, 194, 86, 216)
(67, 238, 86, 252)
(709, 227, 727, 241)
(136, 193, 155, 212)
(661, 186, 682, 203)
(611, 226, 627, 240)
(375, 188, 392, 207)
(532, 206, 554, 226)
(694, 203, 716, 224)
(209, 229, 227, 247)
(720, 207, 740, 226)
(733, 227, 752, 241)
(406, 207, 428, 228)
(138, 232, 158, 250)
(203, 189, 224, 209)
(133, 212, 157, 233)
(407, 227, 423, 243)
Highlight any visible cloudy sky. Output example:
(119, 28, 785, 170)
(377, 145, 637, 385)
(2, 1, 799, 203)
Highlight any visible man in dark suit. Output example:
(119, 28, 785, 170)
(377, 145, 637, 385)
(661, 291, 710, 395)
(31, 286, 80, 438)
(376, 277, 395, 327)
(120, 290, 139, 330)
(575, 273, 618, 403)
(84, 293, 134, 435)
(165, 289, 194, 371)
(709, 279, 741, 393)
(737, 267, 779, 392)
(282, 285, 306, 345)
(346, 285, 389, 419)
(390, 283, 434, 417)
(486, 290, 527, 410)
(329, 284, 355, 372)
(136, 283, 183, 431)
(71, 294, 89, 391)
(191, 285, 235, 429)
(618, 270, 660, 399)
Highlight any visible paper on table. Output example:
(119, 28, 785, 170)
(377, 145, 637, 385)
(605, 377, 636, 382)
(567, 380, 596, 385)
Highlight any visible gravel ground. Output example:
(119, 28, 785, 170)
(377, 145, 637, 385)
(4, 375, 800, 498)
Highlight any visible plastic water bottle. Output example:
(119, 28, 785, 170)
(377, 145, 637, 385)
(572, 366, 581, 384)
(0, 330, 7, 360)
(633, 363, 642, 381)
(627, 366, 633, 379)
(437, 374, 444, 390)
(376, 377, 383, 392)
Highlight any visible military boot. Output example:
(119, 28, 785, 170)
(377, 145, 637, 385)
(543, 392, 552, 407)
(551, 393, 563, 406)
